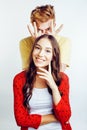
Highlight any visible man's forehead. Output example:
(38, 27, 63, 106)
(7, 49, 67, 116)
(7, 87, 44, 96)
(37, 19, 52, 29)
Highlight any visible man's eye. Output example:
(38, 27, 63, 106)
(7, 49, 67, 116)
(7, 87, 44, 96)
(47, 28, 50, 31)
(38, 29, 41, 32)
(35, 46, 40, 49)
(46, 50, 51, 53)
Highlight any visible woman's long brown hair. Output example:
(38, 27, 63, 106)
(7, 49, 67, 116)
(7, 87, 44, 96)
(23, 34, 62, 110)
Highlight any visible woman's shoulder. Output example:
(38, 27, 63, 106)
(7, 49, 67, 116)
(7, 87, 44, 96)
(59, 72, 70, 90)
(60, 72, 69, 81)
(13, 71, 26, 82)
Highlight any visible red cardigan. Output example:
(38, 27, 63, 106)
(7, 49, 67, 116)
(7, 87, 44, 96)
(13, 71, 72, 130)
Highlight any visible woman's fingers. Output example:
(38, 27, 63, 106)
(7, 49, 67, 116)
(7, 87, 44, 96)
(48, 63, 51, 74)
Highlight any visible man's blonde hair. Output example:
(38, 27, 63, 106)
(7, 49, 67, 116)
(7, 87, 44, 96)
(30, 5, 55, 24)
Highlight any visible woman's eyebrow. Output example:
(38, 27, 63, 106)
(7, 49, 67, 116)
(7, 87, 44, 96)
(35, 43, 52, 50)
(46, 47, 52, 50)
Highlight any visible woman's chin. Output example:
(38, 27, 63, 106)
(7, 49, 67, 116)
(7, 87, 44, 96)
(36, 66, 44, 68)
(36, 65, 48, 69)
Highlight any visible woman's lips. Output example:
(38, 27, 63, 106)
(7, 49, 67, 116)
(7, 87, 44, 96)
(36, 57, 45, 62)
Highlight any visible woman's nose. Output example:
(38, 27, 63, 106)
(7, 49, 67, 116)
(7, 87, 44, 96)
(38, 50, 44, 56)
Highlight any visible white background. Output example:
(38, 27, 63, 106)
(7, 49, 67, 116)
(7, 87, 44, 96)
(0, 0, 87, 130)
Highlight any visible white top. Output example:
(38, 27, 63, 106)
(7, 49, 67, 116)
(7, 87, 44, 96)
(28, 87, 62, 130)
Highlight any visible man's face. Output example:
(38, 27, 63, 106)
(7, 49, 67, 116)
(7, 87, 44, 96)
(37, 19, 54, 34)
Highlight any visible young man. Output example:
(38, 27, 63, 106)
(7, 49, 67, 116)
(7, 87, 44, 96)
(20, 5, 71, 72)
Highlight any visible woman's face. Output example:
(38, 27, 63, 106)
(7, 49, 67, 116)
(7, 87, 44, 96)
(32, 38, 53, 68)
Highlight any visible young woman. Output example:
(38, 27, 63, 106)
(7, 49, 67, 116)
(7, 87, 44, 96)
(13, 34, 72, 130)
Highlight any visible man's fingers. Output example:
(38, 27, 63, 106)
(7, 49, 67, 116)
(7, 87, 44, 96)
(27, 24, 34, 36)
(38, 30, 42, 37)
(50, 19, 54, 32)
(33, 22, 38, 36)
(56, 24, 63, 33)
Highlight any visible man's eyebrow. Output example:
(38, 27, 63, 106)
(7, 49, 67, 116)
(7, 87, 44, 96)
(38, 27, 50, 30)
(35, 43, 40, 46)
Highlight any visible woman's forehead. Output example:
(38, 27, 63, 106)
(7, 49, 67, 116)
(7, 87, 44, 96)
(36, 38, 52, 49)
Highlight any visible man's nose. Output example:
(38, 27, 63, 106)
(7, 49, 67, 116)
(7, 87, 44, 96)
(42, 30, 45, 34)
(42, 30, 47, 34)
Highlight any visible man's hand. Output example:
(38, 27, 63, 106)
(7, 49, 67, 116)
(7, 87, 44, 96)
(27, 20, 63, 39)
(27, 22, 42, 39)
(47, 20, 63, 36)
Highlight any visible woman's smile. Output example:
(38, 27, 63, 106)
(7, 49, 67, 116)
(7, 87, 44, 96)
(36, 57, 45, 62)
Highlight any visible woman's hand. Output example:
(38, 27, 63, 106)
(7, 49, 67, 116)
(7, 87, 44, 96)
(37, 64, 57, 91)
(37, 64, 61, 104)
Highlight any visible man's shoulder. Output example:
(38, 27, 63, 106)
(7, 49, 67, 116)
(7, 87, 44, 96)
(20, 36, 34, 44)
(55, 35, 71, 43)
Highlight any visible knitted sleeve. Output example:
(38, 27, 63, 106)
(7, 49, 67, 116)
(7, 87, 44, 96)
(13, 71, 41, 129)
(53, 72, 71, 124)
